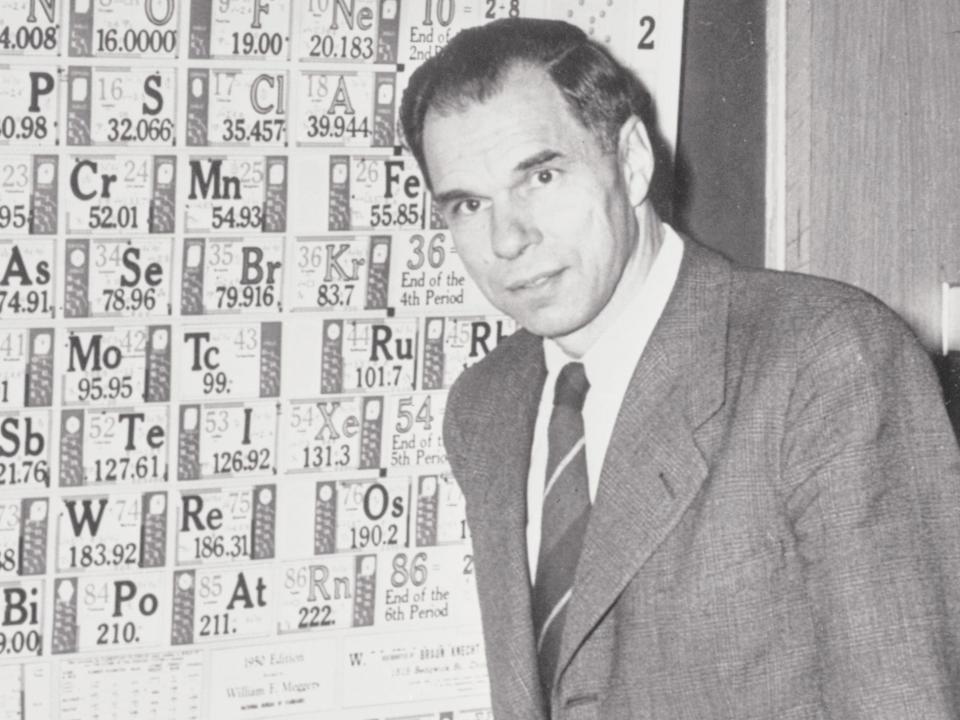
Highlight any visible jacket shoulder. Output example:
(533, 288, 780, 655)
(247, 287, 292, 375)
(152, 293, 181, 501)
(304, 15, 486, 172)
(446, 328, 541, 417)
(442, 327, 542, 467)
(727, 263, 920, 350)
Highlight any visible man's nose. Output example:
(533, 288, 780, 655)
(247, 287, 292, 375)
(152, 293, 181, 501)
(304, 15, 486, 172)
(491, 204, 541, 260)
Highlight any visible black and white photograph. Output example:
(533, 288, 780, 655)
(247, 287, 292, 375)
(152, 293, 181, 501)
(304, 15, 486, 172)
(1, 1, 958, 718)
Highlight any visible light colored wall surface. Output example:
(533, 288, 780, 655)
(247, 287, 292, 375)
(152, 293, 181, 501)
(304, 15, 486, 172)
(781, 0, 960, 349)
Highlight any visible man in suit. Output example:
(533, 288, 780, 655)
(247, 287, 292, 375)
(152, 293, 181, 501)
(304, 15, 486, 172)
(400, 18, 960, 719)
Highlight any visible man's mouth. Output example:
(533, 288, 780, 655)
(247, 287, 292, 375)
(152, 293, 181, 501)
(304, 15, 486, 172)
(510, 269, 563, 291)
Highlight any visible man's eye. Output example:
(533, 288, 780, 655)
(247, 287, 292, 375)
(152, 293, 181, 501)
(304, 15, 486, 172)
(533, 169, 556, 185)
(453, 199, 482, 216)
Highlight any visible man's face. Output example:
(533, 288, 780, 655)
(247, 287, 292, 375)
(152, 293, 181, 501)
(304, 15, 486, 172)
(422, 64, 641, 349)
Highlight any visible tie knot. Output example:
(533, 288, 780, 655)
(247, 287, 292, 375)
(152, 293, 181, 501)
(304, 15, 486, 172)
(554, 362, 589, 411)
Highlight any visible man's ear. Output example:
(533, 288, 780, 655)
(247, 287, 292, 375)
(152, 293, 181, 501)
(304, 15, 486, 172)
(617, 116, 655, 207)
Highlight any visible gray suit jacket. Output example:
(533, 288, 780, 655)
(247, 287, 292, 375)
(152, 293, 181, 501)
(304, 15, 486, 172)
(443, 239, 960, 720)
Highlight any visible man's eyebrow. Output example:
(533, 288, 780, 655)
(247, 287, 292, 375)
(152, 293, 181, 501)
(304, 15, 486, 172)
(515, 150, 563, 173)
(431, 188, 473, 207)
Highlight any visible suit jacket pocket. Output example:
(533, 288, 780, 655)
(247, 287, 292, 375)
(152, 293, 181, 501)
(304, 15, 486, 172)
(559, 693, 599, 720)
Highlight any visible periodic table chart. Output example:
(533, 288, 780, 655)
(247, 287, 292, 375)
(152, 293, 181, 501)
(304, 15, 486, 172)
(0, 1, 684, 718)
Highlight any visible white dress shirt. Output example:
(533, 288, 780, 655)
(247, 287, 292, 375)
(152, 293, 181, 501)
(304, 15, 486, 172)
(526, 225, 684, 576)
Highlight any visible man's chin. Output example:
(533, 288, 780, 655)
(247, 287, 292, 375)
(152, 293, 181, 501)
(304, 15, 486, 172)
(517, 314, 587, 343)
(494, 297, 591, 342)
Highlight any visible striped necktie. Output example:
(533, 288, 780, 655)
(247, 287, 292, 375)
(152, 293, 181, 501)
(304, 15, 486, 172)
(532, 361, 591, 697)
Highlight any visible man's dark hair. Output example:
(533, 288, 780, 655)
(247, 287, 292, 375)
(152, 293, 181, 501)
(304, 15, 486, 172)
(399, 18, 672, 214)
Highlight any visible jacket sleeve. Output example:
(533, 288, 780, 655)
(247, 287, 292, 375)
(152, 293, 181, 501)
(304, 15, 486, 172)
(782, 297, 960, 718)
(442, 377, 468, 482)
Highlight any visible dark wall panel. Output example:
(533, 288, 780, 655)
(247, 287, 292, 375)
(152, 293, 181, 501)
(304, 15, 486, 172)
(674, 0, 767, 267)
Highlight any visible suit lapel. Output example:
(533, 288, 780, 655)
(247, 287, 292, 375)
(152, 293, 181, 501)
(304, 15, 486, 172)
(555, 241, 732, 685)
(461, 332, 548, 718)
